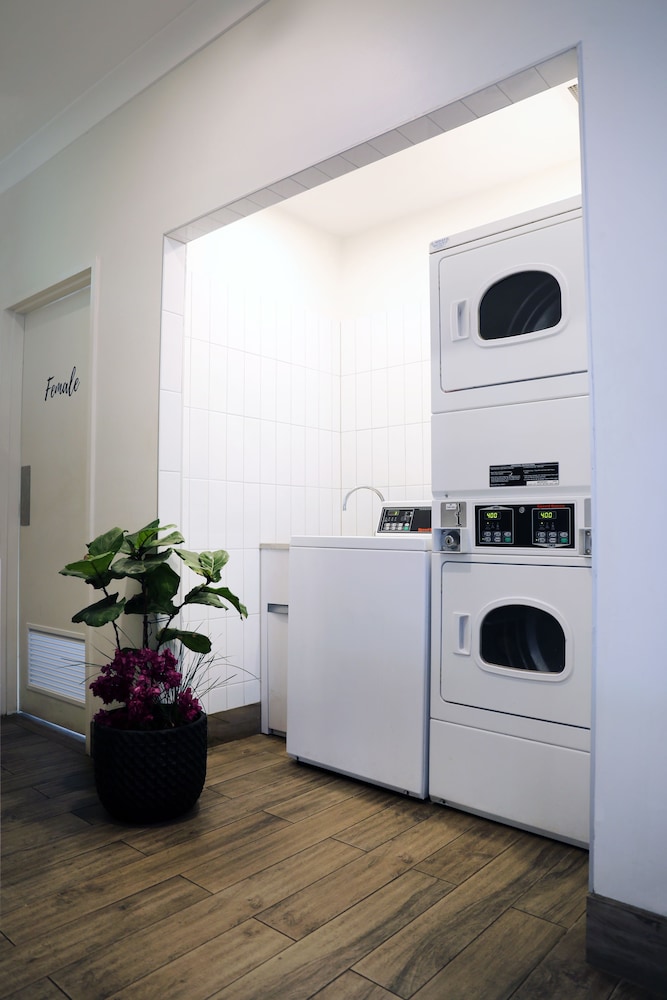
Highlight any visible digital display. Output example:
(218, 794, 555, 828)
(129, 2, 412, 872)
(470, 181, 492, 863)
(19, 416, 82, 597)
(476, 503, 575, 548)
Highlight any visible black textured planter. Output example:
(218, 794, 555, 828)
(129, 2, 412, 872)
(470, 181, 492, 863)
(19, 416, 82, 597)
(92, 711, 207, 823)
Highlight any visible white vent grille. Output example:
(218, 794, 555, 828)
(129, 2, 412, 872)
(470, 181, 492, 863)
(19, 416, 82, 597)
(28, 628, 86, 704)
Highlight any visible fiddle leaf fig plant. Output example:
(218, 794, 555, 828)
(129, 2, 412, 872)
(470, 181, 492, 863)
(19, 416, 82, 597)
(60, 519, 247, 655)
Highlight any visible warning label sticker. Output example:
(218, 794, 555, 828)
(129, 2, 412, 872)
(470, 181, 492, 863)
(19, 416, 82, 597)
(490, 462, 560, 488)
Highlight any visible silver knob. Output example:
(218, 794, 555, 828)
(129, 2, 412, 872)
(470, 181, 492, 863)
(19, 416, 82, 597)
(443, 529, 460, 551)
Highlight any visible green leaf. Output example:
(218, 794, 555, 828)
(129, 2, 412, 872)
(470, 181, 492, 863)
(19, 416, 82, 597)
(174, 548, 205, 576)
(175, 548, 229, 582)
(208, 585, 247, 618)
(71, 594, 126, 627)
(184, 585, 247, 618)
(183, 587, 224, 608)
(123, 562, 181, 617)
(111, 551, 172, 577)
(145, 529, 184, 549)
(123, 520, 160, 553)
(59, 550, 117, 588)
(158, 628, 211, 654)
(87, 527, 125, 558)
(145, 561, 180, 602)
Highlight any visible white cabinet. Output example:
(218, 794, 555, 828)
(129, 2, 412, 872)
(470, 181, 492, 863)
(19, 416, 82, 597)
(260, 545, 289, 735)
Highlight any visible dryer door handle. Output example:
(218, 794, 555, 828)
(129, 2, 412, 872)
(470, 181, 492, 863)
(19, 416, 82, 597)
(454, 612, 471, 655)
(451, 299, 469, 341)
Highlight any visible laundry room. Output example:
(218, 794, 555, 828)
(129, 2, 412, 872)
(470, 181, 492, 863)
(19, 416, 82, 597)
(158, 80, 582, 718)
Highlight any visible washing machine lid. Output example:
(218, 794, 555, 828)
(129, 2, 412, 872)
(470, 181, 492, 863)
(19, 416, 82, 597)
(290, 533, 431, 551)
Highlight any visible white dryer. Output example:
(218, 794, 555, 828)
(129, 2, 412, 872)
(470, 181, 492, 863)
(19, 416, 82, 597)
(430, 197, 587, 414)
(429, 495, 592, 846)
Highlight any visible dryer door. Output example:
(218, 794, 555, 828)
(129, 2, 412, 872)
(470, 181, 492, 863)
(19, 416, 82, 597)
(434, 213, 587, 394)
(438, 560, 591, 727)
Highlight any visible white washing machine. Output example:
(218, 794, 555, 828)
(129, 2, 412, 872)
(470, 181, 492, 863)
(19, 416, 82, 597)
(429, 495, 592, 846)
(430, 197, 587, 414)
(287, 505, 432, 798)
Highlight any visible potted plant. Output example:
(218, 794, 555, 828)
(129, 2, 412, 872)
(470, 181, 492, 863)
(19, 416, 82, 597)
(60, 519, 247, 823)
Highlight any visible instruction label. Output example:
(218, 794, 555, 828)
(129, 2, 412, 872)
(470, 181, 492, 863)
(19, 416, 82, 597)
(490, 462, 559, 488)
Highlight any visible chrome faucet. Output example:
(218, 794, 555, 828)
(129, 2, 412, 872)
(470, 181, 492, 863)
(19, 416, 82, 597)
(342, 485, 386, 511)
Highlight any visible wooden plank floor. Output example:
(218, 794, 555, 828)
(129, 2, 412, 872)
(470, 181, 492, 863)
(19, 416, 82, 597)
(0, 715, 659, 1000)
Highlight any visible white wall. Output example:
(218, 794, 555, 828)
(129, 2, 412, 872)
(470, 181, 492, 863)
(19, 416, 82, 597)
(1, 0, 667, 921)
(160, 212, 342, 710)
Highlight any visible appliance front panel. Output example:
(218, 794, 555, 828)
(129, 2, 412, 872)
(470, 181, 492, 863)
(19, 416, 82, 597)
(431, 210, 586, 404)
(435, 559, 591, 728)
(431, 396, 591, 497)
(287, 543, 430, 796)
(429, 719, 590, 846)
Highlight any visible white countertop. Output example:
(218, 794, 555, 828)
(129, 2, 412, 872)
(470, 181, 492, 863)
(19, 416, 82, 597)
(290, 534, 432, 551)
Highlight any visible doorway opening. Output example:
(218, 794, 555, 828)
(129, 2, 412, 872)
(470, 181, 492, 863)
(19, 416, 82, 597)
(158, 53, 582, 720)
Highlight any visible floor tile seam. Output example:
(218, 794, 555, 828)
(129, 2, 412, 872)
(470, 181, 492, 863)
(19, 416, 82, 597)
(330, 815, 443, 854)
(182, 818, 384, 896)
(180, 828, 334, 894)
(255, 790, 395, 837)
(54, 913, 295, 1000)
(0, 840, 151, 902)
(1, 795, 97, 822)
(114, 807, 292, 866)
(234, 872, 448, 996)
(206, 769, 340, 798)
(204, 772, 338, 803)
(0, 825, 106, 864)
(0, 862, 225, 946)
(511, 899, 586, 929)
(402, 911, 566, 1000)
(67, 837, 360, 948)
(47, 917, 281, 998)
(3, 825, 147, 861)
(503, 905, 571, 933)
(253, 850, 428, 940)
(409, 836, 532, 890)
(349, 900, 523, 997)
(205, 760, 290, 783)
(0, 876, 214, 978)
(205, 745, 280, 765)
(209, 881, 445, 1000)
(345, 855, 576, 966)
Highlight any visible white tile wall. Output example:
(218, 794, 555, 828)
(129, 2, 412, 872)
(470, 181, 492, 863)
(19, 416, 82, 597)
(339, 299, 431, 535)
(159, 232, 432, 712)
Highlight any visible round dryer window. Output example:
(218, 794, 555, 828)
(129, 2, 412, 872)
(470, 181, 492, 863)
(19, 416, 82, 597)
(479, 270, 562, 340)
(480, 604, 565, 673)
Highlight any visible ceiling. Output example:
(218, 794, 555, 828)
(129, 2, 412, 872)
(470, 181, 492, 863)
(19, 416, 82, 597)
(275, 83, 580, 238)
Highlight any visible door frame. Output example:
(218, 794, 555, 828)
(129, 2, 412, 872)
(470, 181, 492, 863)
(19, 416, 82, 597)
(2, 267, 96, 741)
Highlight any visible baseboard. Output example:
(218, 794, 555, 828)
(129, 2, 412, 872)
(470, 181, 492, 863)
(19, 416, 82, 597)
(587, 891, 667, 995)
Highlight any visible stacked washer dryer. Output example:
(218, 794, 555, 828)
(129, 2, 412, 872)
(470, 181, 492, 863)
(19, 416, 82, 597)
(429, 197, 592, 846)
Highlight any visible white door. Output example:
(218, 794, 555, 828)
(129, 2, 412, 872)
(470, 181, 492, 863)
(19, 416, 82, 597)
(19, 287, 91, 734)
(432, 209, 586, 397)
(436, 559, 591, 728)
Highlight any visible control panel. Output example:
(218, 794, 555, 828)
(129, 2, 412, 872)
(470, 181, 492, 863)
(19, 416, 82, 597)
(476, 503, 574, 548)
(377, 505, 432, 534)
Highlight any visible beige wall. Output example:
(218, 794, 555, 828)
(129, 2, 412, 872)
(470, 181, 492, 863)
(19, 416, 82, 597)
(2, 0, 667, 920)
